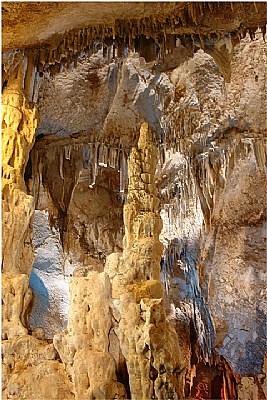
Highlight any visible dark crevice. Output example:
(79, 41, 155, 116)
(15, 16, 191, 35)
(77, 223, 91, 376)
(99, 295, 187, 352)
(24, 152, 33, 189)
(117, 356, 131, 399)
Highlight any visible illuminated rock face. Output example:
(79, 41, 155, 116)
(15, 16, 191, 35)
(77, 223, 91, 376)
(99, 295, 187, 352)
(2, 67, 38, 277)
(2, 4, 267, 400)
(105, 122, 185, 399)
(2, 66, 38, 341)
(53, 271, 126, 400)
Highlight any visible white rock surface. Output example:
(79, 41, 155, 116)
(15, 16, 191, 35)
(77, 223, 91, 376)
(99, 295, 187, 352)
(30, 210, 74, 338)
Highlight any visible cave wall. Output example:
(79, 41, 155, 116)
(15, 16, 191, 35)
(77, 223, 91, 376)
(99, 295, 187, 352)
(30, 209, 73, 338)
(2, 3, 267, 400)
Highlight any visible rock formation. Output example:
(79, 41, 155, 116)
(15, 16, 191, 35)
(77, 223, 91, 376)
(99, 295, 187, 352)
(105, 122, 185, 399)
(2, 2, 267, 400)
(2, 62, 38, 340)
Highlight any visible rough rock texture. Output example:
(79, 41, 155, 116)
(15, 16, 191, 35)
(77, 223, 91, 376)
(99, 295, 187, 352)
(2, 64, 38, 276)
(155, 32, 266, 397)
(2, 63, 38, 341)
(30, 138, 125, 263)
(54, 271, 126, 399)
(2, 336, 74, 400)
(2, 2, 183, 50)
(106, 123, 185, 399)
(2, 3, 267, 400)
(2, 273, 31, 340)
(30, 210, 73, 338)
(2, 2, 266, 52)
(200, 152, 266, 376)
(160, 30, 267, 372)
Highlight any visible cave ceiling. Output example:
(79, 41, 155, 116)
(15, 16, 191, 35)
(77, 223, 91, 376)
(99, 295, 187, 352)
(2, 2, 266, 52)
(2, 2, 267, 81)
(2, 2, 266, 146)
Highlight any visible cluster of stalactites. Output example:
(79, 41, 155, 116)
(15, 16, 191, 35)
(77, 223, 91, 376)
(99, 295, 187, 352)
(158, 137, 266, 364)
(192, 136, 267, 227)
(31, 141, 129, 201)
(81, 142, 129, 196)
(158, 135, 266, 232)
(28, 26, 266, 77)
(161, 238, 181, 289)
(186, 352, 238, 399)
(158, 152, 196, 232)
(161, 238, 215, 363)
(2, 51, 43, 104)
(3, 3, 266, 83)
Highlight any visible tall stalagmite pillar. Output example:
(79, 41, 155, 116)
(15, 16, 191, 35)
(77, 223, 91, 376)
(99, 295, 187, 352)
(106, 122, 185, 399)
(2, 63, 39, 339)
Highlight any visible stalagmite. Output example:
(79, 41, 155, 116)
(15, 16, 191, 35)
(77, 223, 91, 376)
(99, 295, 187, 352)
(106, 122, 185, 399)
(2, 61, 38, 339)
(54, 271, 126, 399)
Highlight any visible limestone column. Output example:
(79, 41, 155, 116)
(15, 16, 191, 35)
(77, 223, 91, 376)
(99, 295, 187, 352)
(106, 122, 186, 399)
(53, 270, 127, 399)
(2, 62, 39, 339)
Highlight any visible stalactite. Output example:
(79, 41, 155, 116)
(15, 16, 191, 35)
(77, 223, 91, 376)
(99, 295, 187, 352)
(59, 150, 64, 180)
(102, 144, 108, 167)
(24, 55, 36, 102)
(119, 150, 126, 195)
(253, 138, 266, 169)
(261, 26, 266, 41)
(89, 144, 96, 188)
(32, 138, 128, 195)
(98, 143, 103, 166)
(108, 146, 115, 168)
(94, 142, 100, 176)
(32, 72, 42, 103)
(31, 149, 40, 205)
(64, 144, 72, 160)
(82, 144, 90, 167)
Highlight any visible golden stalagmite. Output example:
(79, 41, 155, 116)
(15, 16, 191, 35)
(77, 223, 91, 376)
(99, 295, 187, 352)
(2, 62, 77, 400)
(106, 122, 185, 399)
(2, 62, 38, 339)
(53, 271, 126, 400)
